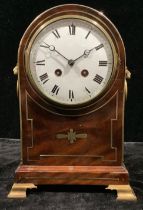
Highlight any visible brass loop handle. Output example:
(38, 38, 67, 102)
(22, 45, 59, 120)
(13, 65, 18, 75)
(125, 67, 131, 100)
(13, 65, 19, 96)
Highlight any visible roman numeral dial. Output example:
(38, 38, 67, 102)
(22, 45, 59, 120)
(35, 60, 45, 65)
(69, 24, 76, 35)
(69, 90, 74, 101)
(39, 73, 49, 84)
(85, 31, 91, 39)
(29, 18, 114, 105)
(52, 29, 60, 38)
(51, 85, 60, 95)
(95, 44, 104, 50)
(99, 61, 108, 66)
(85, 87, 91, 97)
(93, 74, 104, 84)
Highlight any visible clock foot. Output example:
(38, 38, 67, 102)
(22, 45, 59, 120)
(7, 183, 37, 198)
(106, 185, 137, 201)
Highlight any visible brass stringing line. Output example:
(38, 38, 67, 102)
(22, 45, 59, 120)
(103, 91, 118, 162)
(24, 176, 120, 181)
(26, 91, 37, 161)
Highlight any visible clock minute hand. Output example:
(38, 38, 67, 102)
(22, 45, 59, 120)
(41, 42, 69, 62)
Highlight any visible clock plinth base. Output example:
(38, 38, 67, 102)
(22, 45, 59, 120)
(14, 164, 129, 185)
(8, 165, 136, 200)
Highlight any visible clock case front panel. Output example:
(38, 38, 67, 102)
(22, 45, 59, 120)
(15, 5, 129, 185)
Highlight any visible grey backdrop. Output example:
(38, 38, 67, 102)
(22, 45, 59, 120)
(0, 0, 143, 141)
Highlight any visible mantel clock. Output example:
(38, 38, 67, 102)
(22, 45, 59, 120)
(8, 4, 136, 200)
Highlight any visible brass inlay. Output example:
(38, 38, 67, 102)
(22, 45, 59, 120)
(56, 129, 87, 144)
(23, 176, 119, 181)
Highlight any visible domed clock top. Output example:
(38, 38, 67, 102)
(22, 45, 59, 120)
(26, 16, 117, 106)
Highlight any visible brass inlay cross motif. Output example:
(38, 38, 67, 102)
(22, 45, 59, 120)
(56, 129, 87, 144)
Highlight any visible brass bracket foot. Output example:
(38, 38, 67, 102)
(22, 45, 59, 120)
(106, 185, 137, 201)
(7, 183, 37, 198)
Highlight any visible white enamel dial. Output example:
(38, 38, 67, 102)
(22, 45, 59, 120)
(28, 17, 116, 106)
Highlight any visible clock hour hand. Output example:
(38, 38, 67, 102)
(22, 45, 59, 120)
(74, 49, 91, 61)
(68, 49, 91, 66)
(69, 44, 103, 66)
(40, 42, 69, 62)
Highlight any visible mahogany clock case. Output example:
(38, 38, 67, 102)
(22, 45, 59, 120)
(12, 4, 129, 185)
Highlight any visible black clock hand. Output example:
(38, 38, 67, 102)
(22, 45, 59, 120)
(41, 42, 69, 62)
(67, 50, 91, 66)
(74, 49, 91, 61)
(69, 44, 103, 66)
